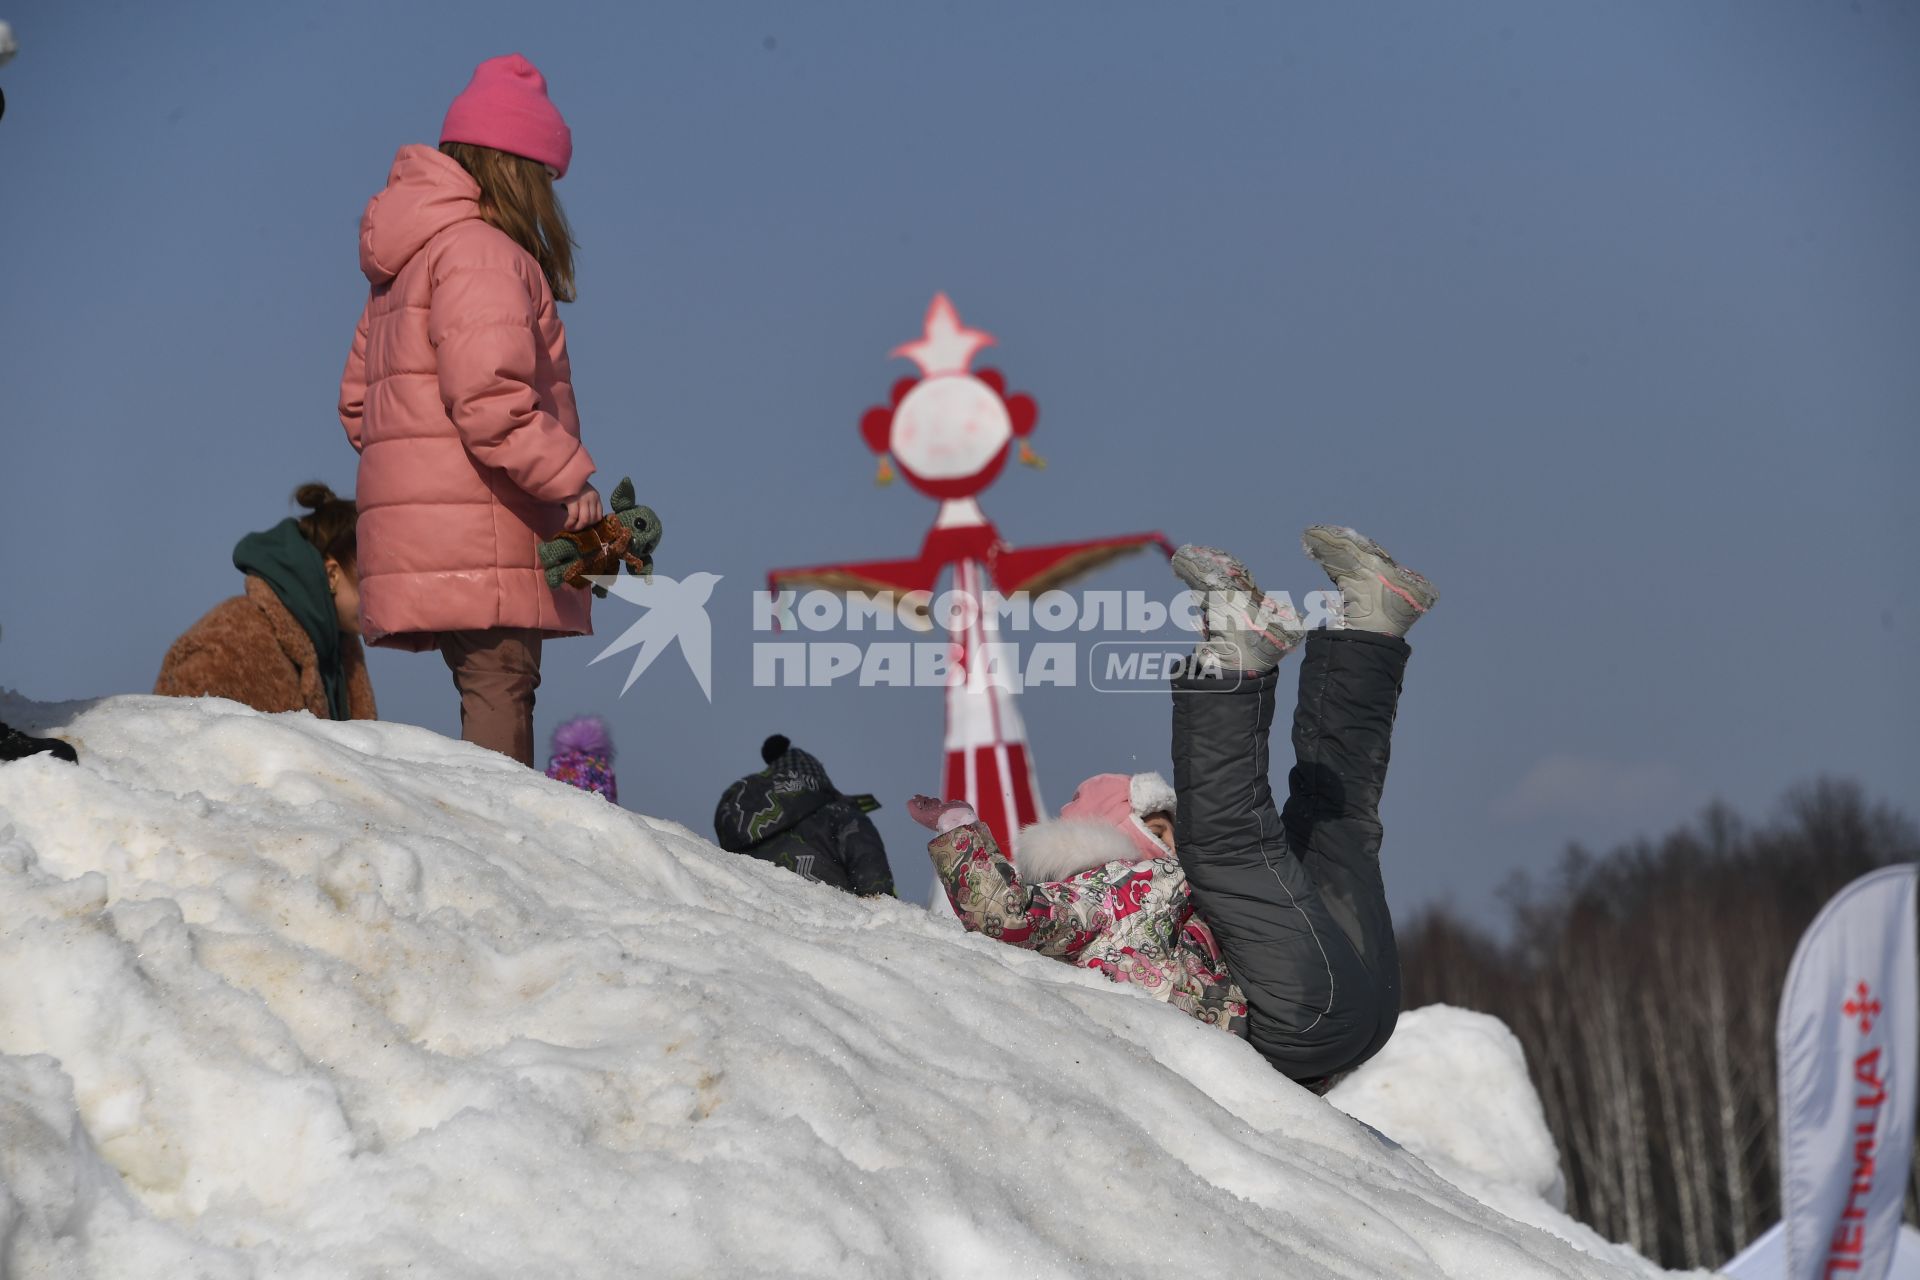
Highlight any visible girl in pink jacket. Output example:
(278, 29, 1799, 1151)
(913, 773, 1248, 1036)
(339, 54, 601, 765)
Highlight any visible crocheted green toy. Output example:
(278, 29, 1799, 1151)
(537, 476, 662, 598)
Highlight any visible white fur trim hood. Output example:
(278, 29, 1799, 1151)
(1014, 819, 1142, 884)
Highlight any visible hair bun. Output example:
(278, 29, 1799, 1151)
(295, 482, 339, 511)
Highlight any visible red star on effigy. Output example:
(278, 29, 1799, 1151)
(890, 293, 995, 377)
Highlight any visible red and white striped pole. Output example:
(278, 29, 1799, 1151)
(940, 557, 1043, 853)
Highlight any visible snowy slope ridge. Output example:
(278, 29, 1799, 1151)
(1328, 1007, 1674, 1276)
(0, 695, 1698, 1279)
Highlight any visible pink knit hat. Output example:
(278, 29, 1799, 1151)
(1060, 772, 1177, 863)
(440, 54, 573, 179)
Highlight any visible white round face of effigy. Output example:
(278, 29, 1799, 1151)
(890, 374, 1013, 481)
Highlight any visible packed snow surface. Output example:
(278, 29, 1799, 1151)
(1328, 1006, 1672, 1274)
(0, 694, 1699, 1278)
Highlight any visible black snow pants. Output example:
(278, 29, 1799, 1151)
(1171, 628, 1410, 1084)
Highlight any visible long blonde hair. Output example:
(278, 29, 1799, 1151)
(440, 141, 577, 302)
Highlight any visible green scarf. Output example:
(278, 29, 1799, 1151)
(232, 519, 348, 721)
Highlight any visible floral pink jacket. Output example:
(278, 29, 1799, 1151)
(929, 821, 1247, 1035)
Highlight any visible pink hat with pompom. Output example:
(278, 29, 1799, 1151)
(1060, 772, 1176, 863)
(441, 54, 573, 178)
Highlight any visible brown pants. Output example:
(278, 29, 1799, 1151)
(439, 629, 544, 765)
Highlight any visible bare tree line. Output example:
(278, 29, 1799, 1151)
(1399, 779, 1920, 1270)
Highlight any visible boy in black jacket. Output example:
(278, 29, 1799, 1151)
(714, 736, 895, 897)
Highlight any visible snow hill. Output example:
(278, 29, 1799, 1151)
(0, 694, 1709, 1279)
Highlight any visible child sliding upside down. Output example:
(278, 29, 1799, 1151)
(913, 525, 1437, 1087)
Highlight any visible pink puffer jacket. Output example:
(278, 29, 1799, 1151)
(338, 144, 596, 650)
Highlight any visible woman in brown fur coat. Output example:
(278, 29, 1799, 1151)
(156, 485, 377, 720)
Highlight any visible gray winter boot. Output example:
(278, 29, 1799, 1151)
(1301, 525, 1438, 637)
(1171, 544, 1305, 675)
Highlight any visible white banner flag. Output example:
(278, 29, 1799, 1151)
(1779, 863, 1919, 1280)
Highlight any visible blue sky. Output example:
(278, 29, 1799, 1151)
(1, 1, 1914, 918)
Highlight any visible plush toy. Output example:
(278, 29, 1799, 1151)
(537, 476, 662, 598)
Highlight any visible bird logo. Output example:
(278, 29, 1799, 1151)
(589, 571, 722, 701)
